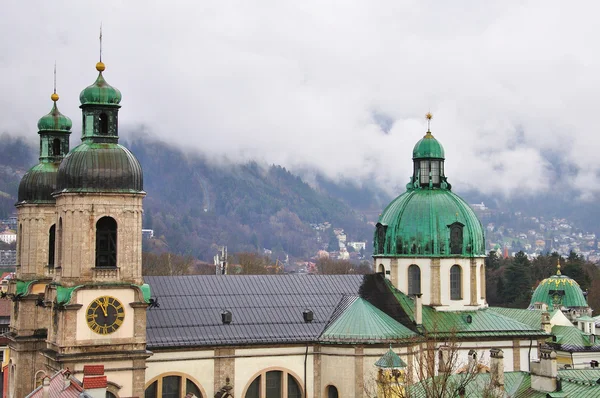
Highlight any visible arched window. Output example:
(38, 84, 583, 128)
(378, 264, 385, 274)
(48, 224, 55, 268)
(52, 138, 61, 156)
(449, 222, 464, 255)
(106, 393, 117, 398)
(450, 265, 462, 300)
(99, 113, 109, 135)
(326, 385, 339, 398)
(145, 373, 203, 398)
(408, 264, 421, 295)
(96, 217, 117, 268)
(244, 369, 302, 398)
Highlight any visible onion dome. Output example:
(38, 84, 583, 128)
(18, 163, 60, 204)
(374, 189, 485, 257)
(529, 262, 588, 309)
(79, 62, 122, 106)
(37, 93, 72, 131)
(56, 143, 143, 193)
(18, 92, 71, 204)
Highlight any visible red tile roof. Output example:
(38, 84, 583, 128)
(83, 364, 104, 376)
(25, 369, 83, 398)
(83, 375, 107, 389)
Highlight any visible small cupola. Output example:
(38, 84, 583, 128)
(408, 113, 450, 190)
(18, 83, 72, 204)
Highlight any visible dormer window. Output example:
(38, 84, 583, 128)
(449, 222, 464, 255)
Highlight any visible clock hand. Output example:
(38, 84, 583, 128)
(101, 298, 108, 317)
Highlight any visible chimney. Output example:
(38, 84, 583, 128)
(42, 376, 50, 398)
(541, 312, 551, 333)
(221, 310, 232, 324)
(489, 348, 504, 390)
(530, 346, 558, 393)
(303, 309, 313, 323)
(82, 365, 108, 398)
(414, 294, 422, 326)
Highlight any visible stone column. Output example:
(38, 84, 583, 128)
(512, 340, 521, 371)
(355, 345, 364, 398)
(214, 348, 235, 395)
(430, 259, 441, 306)
(313, 345, 321, 398)
(390, 258, 399, 288)
(470, 259, 478, 305)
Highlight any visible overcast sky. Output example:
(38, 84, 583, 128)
(2, 1, 599, 199)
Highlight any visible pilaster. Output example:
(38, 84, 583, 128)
(390, 258, 398, 288)
(430, 259, 441, 306)
(470, 259, 478, 306)
(355, 345, 364, 398)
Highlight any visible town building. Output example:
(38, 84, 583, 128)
(8, 56, 566, 398)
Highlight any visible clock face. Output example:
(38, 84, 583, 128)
(86, 296, 125, 335)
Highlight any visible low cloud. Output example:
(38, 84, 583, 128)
(2, 0, 599, 199)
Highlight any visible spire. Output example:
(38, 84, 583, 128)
(426, 112, 433, 134)
(556, 258, 562, 275)
(96, 23, 105, 72)
(51, 62, 59, 102)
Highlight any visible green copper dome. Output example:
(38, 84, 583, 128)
(37, 100, 72, 132)
(413, 131, 445, 159)
(18, 163, 60, 204)
(529, 273, 587, 310)
(79, 62, 122, 106)
(374, 190, 485, 257)
(56, 143, 143, 194)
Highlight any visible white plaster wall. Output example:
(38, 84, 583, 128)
(321, 349, 358, 397)
(75, 289, 136, 341)
(145, 350, 214, 396)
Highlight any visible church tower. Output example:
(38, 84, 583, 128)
(373, 114, 487, 311)
(43, 58, 150, 397)
(8, 86, 72, 398)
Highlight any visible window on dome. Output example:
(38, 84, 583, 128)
(431, 161, 440, 184)
(99, 113, 109, 135)
(96, 217, 117, 268)
(52, 138, 61, 156)
(48, 224, 55, 268)
(420, 160, 429, 185)
(449, 223, 463, 255)
(408, 264, 421, 295)
(450, 265, 462, 300)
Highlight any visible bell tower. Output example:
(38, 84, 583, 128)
(8, 82, 72, 398)
(43, 56, 150, 397)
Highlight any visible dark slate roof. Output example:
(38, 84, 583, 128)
(145, 274, 365, 348)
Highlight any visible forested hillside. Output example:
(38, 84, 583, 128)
(0, 133, 371, 261)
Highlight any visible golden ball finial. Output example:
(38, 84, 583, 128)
(96, 61, 106, 72)
(51, 92, 59, 102)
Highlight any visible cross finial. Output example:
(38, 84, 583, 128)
(99, 23, 103, 62)
(425, 112, 433, 132)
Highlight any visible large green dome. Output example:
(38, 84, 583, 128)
(374, 189, 485, 257)
(529, 273, 587, 309)
(56, 142, 143, 194)
(79, 63, 122, 106)
(413, 131, 444, 159)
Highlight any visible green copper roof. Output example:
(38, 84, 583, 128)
(388, 281, 547, 338)
(15, 280, 37, 297)
(529, 274, 587, 309)
(56, 142, 143, 193)
(374, 189, 485, 257)
(374, 347, 407, 368)
(80, 64, 122, 106)
(37, 102, 72, 131)
(139, 283, 151, 303)
(321, 297, 417, 343)
(488, 307, 552, 330)
(550, 325, 600, 352)
(413, 131, 444, 159)
(56, 285, 83, 305)
(18, 162, 60, 204)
